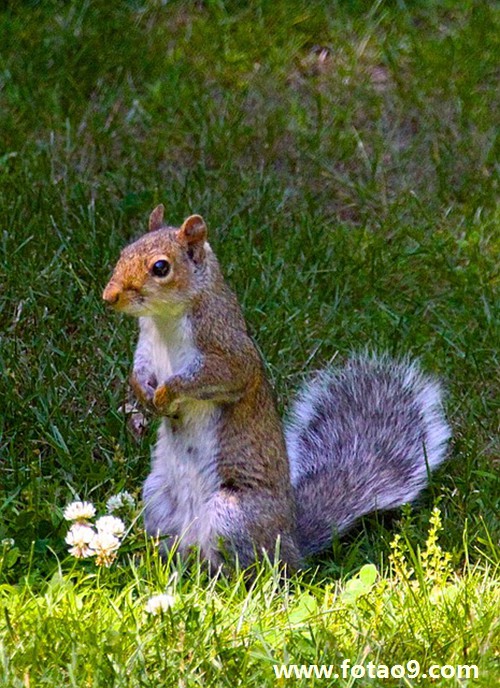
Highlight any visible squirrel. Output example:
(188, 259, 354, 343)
(103, 205, 451, 572)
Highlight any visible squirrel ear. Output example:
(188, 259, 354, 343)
(178, 214, 207, 245)
(148, 204, 165, 232)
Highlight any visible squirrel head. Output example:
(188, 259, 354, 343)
(103, 206, 210, 317)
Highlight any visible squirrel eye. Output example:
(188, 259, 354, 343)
(151, 259, 170, 278)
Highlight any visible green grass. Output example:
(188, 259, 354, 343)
(0, 0, 498, 685)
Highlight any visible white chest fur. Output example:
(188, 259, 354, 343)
(140, 315, 221, 556)
(139, 313, 198, 382)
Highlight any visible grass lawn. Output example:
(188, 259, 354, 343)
(0, 0, 498, 685)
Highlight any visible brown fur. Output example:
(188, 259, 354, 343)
(103, 209, 300, 571)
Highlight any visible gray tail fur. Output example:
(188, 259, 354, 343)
(285, 353, 451, 558)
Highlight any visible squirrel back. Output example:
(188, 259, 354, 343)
(286, 353, 451, 557)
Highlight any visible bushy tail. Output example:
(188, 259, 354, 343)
(285, 353, 451, 558)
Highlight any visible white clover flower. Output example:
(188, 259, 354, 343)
(144, 593, 176, 615)
(106, 491, 135, 514)
(63, 501, 96, 522)
(89, 530, 121, 567)
(65, 523, 95, 558)
(95, 515, 126, 538)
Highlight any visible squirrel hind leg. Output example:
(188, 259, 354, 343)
(211, 490, 302, 572)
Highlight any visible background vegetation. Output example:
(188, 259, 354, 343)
(0, 0, 498, 685)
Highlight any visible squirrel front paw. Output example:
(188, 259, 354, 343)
(153, 384, 180, 417)
(130, 371, 157, 410)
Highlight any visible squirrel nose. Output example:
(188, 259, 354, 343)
(102, 283, 121, 305)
